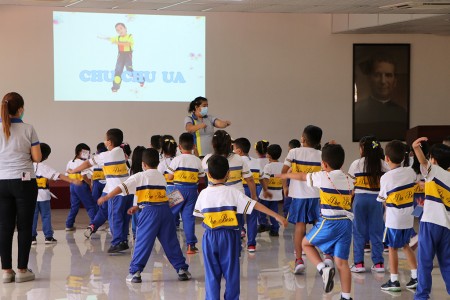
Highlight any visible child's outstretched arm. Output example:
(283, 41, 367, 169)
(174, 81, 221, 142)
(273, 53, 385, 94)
(68, 160, 93, 174)
(97, 186, 122, 205)
(254, 202, 288, 227)
(57, 174, 83, 186)
(412, 137, 429, 168)
(276, 172, 307, 181)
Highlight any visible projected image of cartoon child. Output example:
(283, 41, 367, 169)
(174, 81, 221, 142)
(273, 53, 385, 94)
(99, 23, 144, 92)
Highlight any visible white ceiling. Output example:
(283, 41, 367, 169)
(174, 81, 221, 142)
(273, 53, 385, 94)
(2, 0, 450, 34)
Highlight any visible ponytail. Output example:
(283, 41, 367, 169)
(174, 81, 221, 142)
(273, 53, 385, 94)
(212, 130, 232, 156)
(255, 140, 270, 156)
(162, 137, 177, 157)
(359, 136, 384, 189)
(1, 92, 24, 141)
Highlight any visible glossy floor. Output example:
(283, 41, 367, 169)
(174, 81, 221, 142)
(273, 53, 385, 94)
(1, 211, 448, 300)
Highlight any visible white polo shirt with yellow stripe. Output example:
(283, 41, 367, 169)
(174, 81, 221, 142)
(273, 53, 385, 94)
(284, 147, 322, 199)
(420, 162, 450, 229)
(89, 146, 129, 195)
(348, 157, 390, 194)
(167, 153, 204, 186)
(377, 167, 416, 229)
(118, 169, 168, 206)
(259, 162, 284, 201)
(66, 158, 90, 182)
(241, 156, 261, 188)
(194, 185, 256, 230)
(157, 156, 175, 186)
(306, 170, 354, 220)
(202, 153, 252, 194)
(34, 162, 60, 202)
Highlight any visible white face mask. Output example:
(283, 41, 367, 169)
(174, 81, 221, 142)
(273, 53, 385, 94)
(200, 106, 208, 116)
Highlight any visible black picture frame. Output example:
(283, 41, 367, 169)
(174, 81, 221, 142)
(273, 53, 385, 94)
(352, 44, 410, 142)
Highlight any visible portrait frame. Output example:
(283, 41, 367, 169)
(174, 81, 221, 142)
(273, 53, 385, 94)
(352, 44, 410, 142)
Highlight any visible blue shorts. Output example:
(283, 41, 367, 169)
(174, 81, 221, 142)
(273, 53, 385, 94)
(306, 217, 352, 260)
(383, 227, 415, 249)
(287, 198, 320, 224)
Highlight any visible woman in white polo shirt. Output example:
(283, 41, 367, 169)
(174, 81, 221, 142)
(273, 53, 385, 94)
(0, 92, 42, 283)
(185, 97, 231, 158)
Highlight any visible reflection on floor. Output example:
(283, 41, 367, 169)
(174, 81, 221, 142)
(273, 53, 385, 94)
(1, 218, 448, 299)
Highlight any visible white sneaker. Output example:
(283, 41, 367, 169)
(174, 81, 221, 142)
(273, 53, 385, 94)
(15, 269, 35, 283)
(371, 263, 385, 273)
(320, 267, 335, 293)
(294, 259, 306, 274)
(409, 235, 418, 249)
(350, 263, 365, 273)
(2, 270, 15, 283)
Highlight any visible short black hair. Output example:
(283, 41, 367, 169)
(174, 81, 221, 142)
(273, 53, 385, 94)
(233, 138, 251, 154)
(385, 140, 407, 164)
(150, 135, 162, 150)
(360, 53, 397, 76)
(97, 142, 107, 153)
(289, 139, 301, 149)
(212, 130, 232, 156)
(429, 143, 450, 170)
(40, 143, 51, 162)
(121, 143, 132, 156)
(179, 132, 194, 151)
(142, 148, 160, 168)
(267, 144, 282, 160)
(106, 128, 123, 147)
(303, 125, 322, 149)
(322, 144, 345, 170)
(207, 154, 229, 180)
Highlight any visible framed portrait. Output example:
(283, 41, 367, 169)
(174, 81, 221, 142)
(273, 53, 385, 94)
(353, 44, 410, 142)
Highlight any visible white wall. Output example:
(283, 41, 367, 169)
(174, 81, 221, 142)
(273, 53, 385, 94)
(0, 6, 449, 171)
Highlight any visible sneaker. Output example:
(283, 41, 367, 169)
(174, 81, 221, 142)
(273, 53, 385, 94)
(269, 231, 279, 237)
(409, 234, 418, 250)
(247, 245, 256, 253)
(186, 245, 198, 254)
(320, 267, 335, 293)
(383, 245, 389, 253)
(45, 237, 57, 244)
(84, 225, 95, 239)
(126, 271, 142, 283)
(15, 269, 35, 283)
(241, 230, 246, 239)
(2, 270, 15, 283)
(118, 241, 129, 251)
(178, 269, 192, 281)
(65, 226, 76, 232)
(107, 244, 122, 254)
(323, 255, 334, 268)
(350, 262, 365, 273)
(364, 243, 371, 253)
(31, 236, 37, 245)
(381, 279, 401, 292)
(371, 263, 385, 273)
(257, 224, 269, 233)
(294, 258, 305, 274)
(406, 277, 418, 289)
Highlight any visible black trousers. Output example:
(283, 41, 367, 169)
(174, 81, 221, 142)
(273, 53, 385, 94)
(0, 179, 37, 269)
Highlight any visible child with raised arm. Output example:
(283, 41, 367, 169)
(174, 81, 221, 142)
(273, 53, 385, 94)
(259, 144, 284, 237)
(69, 129, 133, 254)
(277, 143, 354, 300)
(194, 155, 287, 300)
(32, 143, 82, 245)
(282, 125, 322, 274)
(166, 133, 204, 254)
(412, 137, 450, 300)
(98, 148, 191, 283)
(377, 140, 418, 292)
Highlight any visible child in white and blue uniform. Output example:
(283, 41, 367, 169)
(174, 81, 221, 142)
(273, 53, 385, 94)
(194, 155, 287, 300)
(377, 140, 418, 292)
(98, 148, 191, 283)
(412, 137, 450, 300)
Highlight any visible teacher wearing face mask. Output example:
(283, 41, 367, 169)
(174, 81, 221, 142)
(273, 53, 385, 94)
(185, 96, 231, 158)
